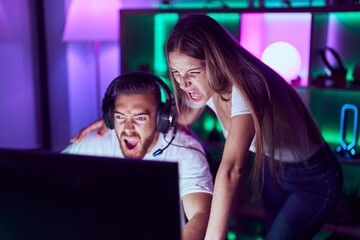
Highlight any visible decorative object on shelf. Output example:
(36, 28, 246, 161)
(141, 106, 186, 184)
(314, 47, 347, 88)
(261, 41, 302, 84)
(336, 104, 359, 159)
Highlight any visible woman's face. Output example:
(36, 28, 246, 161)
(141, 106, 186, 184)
(168, 51, 214, 107)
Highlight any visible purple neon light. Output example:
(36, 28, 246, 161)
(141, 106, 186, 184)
(63, 0, 122, 41)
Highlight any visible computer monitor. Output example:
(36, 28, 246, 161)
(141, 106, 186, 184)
(0, 148, 181, 240)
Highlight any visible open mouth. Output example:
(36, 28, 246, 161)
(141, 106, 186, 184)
(123, 138, 139, 151)
(187, 90, 200, 102)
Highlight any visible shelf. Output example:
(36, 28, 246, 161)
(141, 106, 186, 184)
(120, 5, 360, 14)
(309, 84, 360, 91)
(120, 7, 360, 166)
(322, 222, 360, 239)
(338, 158, 360, 165)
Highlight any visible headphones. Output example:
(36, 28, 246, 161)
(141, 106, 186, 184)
(320, 47, 347, 75)
(319, 47, 347, 86)
(101, 71, 176, 134)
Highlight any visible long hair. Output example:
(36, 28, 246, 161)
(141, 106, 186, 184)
(165, 14, 323, 195)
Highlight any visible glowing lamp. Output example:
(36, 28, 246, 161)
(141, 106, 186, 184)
(62, 0, 122, 116)
(261, 41, 302, 82)
(62, 0, 122, 41)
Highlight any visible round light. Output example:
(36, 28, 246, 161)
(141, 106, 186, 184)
(261, 41, 302, 82)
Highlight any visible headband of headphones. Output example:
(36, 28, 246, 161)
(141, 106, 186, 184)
(101, 71, 176, 134)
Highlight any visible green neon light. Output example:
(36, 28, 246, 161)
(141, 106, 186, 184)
(330, 12, 360, 22)
(329, 12, 360, 81)
(216, 120, 223, 133)
(159, 76, 172, 103)
(154, 13, 179, 76)
(207, 13, 240, 39)
(227, 230, 236, 240)
(321, 131, 339, 146)
(204, 115, 216, 132)
(207, 13, 240, 23)
(309, 89, 360, 149)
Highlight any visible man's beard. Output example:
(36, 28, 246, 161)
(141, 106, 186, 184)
(119, 130, 157, 159)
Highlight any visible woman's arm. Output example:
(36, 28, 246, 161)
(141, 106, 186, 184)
(204, 113, 255, 240)
(70, 118, 107, 142)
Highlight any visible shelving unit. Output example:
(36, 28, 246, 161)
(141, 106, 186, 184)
(119, 8, 360, 237)
(120, 7, 360, 156)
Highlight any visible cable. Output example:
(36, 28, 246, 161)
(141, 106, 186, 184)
(153, 126, 178, 157)
(163, 140, 207, 158)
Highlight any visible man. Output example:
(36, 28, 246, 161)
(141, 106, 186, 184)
(63, 71, 213, 240)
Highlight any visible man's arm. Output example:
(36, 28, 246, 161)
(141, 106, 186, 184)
(171, 129, 214, 239)
(181, 192, 212, 240)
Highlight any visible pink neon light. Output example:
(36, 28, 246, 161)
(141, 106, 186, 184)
(240, 13, 311, 86)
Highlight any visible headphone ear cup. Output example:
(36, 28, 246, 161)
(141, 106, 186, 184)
(156, 102, 171, 133)
(102, 94, 115, 129)
(105, 107, 115, 130)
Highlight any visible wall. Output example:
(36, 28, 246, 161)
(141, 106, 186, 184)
(0, 0, 40, 149)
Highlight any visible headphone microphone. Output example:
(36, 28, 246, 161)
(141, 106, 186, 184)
(102, 71, 176, 132)
(153, 125, 178, 157)
(102, 71, 177, 157)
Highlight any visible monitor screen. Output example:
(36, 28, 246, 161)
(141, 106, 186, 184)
(0, 148, 181, 240)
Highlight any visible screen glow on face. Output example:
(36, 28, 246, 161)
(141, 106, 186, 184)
(114, 113, 149, 125)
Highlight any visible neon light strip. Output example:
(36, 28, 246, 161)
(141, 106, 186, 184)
(154, 13, 179, 76)
(339, 104, 358, 151)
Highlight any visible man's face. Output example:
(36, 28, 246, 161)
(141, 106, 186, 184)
(113, 93, 159, 159)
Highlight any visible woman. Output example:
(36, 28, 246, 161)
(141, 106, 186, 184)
(73, 14, 343, 240)
(165, 14, 342, 240)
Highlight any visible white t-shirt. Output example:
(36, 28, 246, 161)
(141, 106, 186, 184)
(63, 129, 214, 198)
(62, 129, 214, 226)
(205, 86, 251, 140)
(206, 86, 321, 162)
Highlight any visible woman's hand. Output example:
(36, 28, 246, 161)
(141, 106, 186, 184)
(70, 118, 107, 142)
